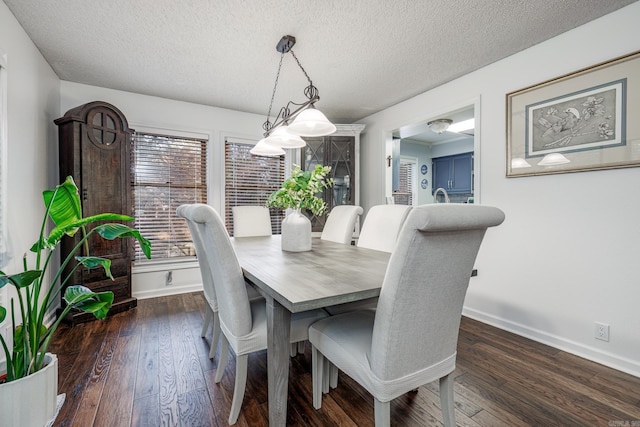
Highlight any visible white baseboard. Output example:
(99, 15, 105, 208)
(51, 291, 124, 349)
(133, 283, 203, 300)
(462, 306, 640, 378)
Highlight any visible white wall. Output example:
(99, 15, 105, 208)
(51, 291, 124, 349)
(60, 81, 266, 299)
(0, 2, 60, 340)
(359, 2, 640, 376)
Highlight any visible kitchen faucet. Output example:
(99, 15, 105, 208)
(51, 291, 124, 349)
(433, 187, 450, 203)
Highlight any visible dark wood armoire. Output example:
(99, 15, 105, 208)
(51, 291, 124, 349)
(55, 101, 136, 325)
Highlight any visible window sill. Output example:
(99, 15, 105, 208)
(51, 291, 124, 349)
(132, 258, 199, 274)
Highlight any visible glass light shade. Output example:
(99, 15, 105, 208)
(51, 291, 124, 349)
(538, 153, 570, 166)
(250, 138, 285, 156)
(427, 119, 452, 134)
(287, 108, 337, 136)
(264, 126, 306, 149)
(511, 157, 531, 168)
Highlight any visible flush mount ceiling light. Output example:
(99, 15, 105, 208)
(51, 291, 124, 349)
(256, 35, 336, 154)
(427, 119, 453, 134)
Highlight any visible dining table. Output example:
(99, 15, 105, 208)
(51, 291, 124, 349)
(231, 235, 390, 426)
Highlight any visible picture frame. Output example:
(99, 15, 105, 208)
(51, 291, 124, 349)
(506, 50, 640, 177)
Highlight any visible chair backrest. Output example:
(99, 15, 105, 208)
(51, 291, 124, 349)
(357, 204, 412, 252)
(177, 204, 218, 311)
(370, 204, 505, 381)
(232, 206, 272, 237)
(321, 205, 364, 245)
(178, 204, 253, 337)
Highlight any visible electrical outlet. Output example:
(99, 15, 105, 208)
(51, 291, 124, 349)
(594, 322, 610, 342)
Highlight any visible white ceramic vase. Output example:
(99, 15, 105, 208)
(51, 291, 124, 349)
(0, 353, 60, 427)
(281, 208, 312, 252)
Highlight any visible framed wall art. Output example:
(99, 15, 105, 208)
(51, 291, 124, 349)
(506, 50, 640, 177)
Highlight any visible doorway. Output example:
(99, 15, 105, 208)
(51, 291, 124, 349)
(388, 103, 478, 204)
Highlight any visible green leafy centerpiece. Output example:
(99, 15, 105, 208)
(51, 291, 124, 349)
(0, 176, 150, 426)
(267, 164, 333, 251)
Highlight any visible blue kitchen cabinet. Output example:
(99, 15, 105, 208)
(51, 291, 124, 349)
(432, 152, 473, 194)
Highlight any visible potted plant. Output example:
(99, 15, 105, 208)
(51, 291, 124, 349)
(267, 164, 333, 251)
(0, 176, 151, 427)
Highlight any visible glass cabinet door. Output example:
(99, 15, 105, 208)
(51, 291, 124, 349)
(328, 136, 354, 207)
(302, 136, 355, 232)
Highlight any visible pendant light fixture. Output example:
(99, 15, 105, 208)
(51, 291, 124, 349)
(255, 35, 336, 155)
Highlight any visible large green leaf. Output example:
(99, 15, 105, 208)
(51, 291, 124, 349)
(0, 270, 42, 289)
(95, 223, 152, 259)
(34, 213, 134, 251)
(43, 176, 83, 233)
(76, 256, 113, 280)
(0, 306, 5, 323)
(63, 285, 114, 319)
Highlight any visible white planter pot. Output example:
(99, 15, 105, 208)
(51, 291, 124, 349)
(281, 209, 312, 252)
(0, 353, 59, 427)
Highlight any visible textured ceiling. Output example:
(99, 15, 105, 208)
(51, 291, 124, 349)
(3, 0, 636, 123)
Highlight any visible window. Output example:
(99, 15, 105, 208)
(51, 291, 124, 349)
(132, 132, 207, 262)
(394, 157, 417, 206)
(224, 138, 285, 235)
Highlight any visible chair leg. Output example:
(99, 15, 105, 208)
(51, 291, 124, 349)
(201, 305, 212, 338)
(322, 358, 330, 393)
(374, 399, 390, 426)
(290, 342, 298, 357)
(228, 354, 249, 425)
(297, 340, 306, 354)
(439, 373, 456, 427)
(330, 363, 338, 389)
(209, 311, 221, 360)
(311, 345, 324, 409)
(215, 335, 230, 383)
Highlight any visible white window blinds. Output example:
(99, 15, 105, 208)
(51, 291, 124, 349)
(224, 138, 285, 235)
(395, 159, 416, 206)
(132, 132, 207, 262)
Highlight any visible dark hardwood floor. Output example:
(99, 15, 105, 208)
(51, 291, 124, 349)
(49, 292, 640, 426)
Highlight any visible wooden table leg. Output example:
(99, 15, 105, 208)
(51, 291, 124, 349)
(265, 296, 291, 426)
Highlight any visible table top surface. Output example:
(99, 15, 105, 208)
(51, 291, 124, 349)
(231, 235, 390, 313)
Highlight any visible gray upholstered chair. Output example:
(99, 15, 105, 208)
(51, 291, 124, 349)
(178, 205, 262, 359)
(232, 205, 272, 237)
(309, 204, 505, 426)
(177, 204, 224, 360)
(326, 204, 411, 318)
(356, 204, 412, 252)
(320, 205, 364, 245)
(180, 203, 328, 425)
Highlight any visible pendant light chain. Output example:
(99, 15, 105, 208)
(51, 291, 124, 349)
(290, 50, 318, 100)
(263, 53, 286, 132)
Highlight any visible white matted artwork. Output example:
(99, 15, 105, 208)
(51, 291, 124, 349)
(507, 50, 640, 177)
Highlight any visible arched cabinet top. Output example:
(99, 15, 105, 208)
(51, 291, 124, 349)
(54, 100, 132, 132)
(55, 101, 133, 149)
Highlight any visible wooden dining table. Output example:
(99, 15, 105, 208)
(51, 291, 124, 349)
(231, 235, 390, 426)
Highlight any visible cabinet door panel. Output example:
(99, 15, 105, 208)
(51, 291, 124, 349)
(328, 136, 355, 207)
(452, 154, 473, 193)
(433, 157, 451, 191)
(302, 135, 356, 232)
